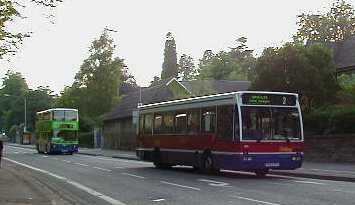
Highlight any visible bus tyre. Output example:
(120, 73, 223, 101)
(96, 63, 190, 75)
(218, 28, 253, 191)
(36, 144, 43, 154)
(255, 169, 269, 177)
(201, 153, 218, 174)
(46, 144, 51, 155)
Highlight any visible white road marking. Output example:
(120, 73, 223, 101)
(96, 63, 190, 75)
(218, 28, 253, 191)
(198, 179, 230, 187)
(75, 163, 89, 167)
(121, 173, 145, 179)
(42, 156, 49, 158)
(160, 181, 201, 191)
(62, 160, 71, 163)
(310, 168, 355, 175)
(77, 155, 150, 165)
(230, 195, 281, 205)
(93, 166, 112, 172)
(3, 158, 126, 205)
(292, 180, 326, 185)
(7, 145, 34, 151)
(114, 166, 126, 169)
(152, 198, 165, 202)
(13, 152, 19, 154)
(333, 189, 355, 194)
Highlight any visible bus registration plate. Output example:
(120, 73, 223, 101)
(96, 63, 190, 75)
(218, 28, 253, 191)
(265, 162, 280, 168)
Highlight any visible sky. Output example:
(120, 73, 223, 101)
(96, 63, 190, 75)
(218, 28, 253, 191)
(0, 0, 344, 93)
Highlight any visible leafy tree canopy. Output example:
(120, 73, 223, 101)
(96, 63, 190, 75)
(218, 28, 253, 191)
(161, 32, 178, 79)
(295, 0, 355, 43)
(198, 37, 256, 81)
(57, 30, 125, 129)
(178, 54, 197, 80)
(252, 43, 339, 111)
(0, 0, 62, 58)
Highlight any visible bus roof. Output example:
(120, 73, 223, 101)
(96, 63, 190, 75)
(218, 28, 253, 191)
(36, 108, 78, 115)
(138, 91, 298, 112)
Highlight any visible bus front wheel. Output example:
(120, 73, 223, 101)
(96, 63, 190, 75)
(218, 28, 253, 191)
(255, 169, 269, 177)
(201, 153, 219, 174)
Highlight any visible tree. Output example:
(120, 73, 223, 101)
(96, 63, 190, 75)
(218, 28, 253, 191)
(295, 0, 355, 43)
(0, 70, 28, 132)
(0, 70, 54, 133)
(161, 32, 178, 79)
(252, 43, 339, 111)
(337, 73, 355, 104)
(0, 0, 62, 58)
(150, 76, 161, 87)
(178, 54, 197, 80)
(198, 37, 255, 81)
(26, 86, 54, 131)
(58, 30, 124, 128)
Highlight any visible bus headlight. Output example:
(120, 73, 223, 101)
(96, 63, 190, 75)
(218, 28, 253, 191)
(292, 156, 302, 161)
(243, 156, 253, 161)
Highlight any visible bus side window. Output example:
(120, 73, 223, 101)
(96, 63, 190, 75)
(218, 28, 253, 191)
(175, 111, 187, 134)
(187, 109, 200, 134)
(217, 105, 233, 140)
(235, 106, 240, 140)
(162, 112, 174, 134)
(144, 114, 153, 135)
(154, 113, 163, 134)
(139, 115, 144, 135)
(201, 107, 216, 133)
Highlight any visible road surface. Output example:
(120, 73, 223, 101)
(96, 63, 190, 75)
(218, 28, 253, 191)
(3, 145, 355, 205)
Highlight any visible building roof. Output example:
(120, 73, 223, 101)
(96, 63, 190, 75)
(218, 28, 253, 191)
(103, 78, 251, 121)
(308, 36, 355, 73)
(333, 35, 355, 72)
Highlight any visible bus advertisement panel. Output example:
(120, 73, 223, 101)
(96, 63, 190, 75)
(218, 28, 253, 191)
(36, 108, 79, 154)
(136, 91, 304, 176)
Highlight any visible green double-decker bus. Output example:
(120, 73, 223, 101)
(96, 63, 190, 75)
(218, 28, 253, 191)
(36, 108, 79, 154)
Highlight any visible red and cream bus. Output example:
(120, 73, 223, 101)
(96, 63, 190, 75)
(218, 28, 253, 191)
(136, 91, 304, 176)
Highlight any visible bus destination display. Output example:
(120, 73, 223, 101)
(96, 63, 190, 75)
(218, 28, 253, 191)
(242, 93, 296, 106)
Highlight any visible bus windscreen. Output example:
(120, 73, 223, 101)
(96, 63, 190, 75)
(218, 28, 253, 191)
(241, 107, 301, 141)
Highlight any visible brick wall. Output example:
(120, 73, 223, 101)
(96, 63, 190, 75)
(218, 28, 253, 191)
(305, 134, 355, 163)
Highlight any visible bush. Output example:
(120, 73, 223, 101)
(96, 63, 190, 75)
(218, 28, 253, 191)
(304, 105, 355, 135)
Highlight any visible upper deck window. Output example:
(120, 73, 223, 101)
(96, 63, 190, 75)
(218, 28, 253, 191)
(53, 110, 78, 121)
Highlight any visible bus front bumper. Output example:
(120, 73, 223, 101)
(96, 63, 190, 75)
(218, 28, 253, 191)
(50, 144, 79, 153)
(215, 152, 304, 171)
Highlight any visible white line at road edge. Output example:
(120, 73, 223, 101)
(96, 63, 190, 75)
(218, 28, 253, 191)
(160, 181, 201, 191)
(230, 195, 281, 205)
(4, 158, 126, 205)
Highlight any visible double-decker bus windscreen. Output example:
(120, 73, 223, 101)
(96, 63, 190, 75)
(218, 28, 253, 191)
(53, 130, 78, 141)
(241, 107, 301, 141)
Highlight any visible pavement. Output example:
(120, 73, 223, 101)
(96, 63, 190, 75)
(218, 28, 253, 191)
(6, 143, 355, 183)
(2, 144, 355, 205)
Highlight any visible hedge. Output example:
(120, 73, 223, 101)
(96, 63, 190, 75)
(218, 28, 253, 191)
(303, 105, 355, 135)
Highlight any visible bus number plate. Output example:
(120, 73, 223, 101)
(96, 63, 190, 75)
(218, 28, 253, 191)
(265, 162, 280, 167)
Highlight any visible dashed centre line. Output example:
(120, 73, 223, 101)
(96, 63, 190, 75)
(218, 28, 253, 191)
(93, 166, 112, 172)
(75, 163, 89, 167)
(121, 173, 145, 179)
(160, 181, 201, 191)
(62, 160, 71, 163)
(230, 195, 281, 205)
(292, 180, 326, 185)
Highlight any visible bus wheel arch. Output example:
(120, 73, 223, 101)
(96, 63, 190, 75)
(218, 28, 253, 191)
(201, 150, 219, 174)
